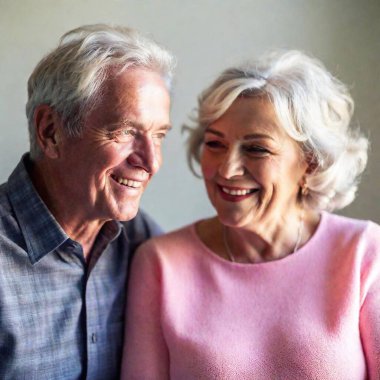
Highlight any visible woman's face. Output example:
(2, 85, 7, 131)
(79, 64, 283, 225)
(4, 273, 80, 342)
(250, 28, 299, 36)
(200, 96, 308, 229)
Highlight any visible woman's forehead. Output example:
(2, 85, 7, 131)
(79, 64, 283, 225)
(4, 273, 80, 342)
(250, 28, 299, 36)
(210, 97, 287, 138)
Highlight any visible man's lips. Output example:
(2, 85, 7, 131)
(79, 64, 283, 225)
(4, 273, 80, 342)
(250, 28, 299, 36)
(111, 174, 144, 189)
(217, 185, 259, 202)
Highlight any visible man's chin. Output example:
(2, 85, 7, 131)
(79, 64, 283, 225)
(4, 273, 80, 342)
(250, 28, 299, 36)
(114, 206, 140, 222)
(107, 194, 143, 221)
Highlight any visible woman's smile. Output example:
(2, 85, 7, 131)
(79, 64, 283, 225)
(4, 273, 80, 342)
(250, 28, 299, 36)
(217, 184, 259, 202)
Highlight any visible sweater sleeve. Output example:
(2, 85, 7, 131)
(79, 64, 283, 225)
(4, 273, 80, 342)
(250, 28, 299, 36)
(359, 222, 380, 379)
(121, 241, 169, 380)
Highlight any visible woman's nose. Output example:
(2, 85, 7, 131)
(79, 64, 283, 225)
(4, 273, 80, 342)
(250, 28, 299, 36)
(126, 135, 161, 174)
(217, 148, 245, 179)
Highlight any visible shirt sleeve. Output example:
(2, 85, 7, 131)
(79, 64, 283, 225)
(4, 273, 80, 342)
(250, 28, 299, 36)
(121, 241, 169, 380)
(359, 222, 380, 379)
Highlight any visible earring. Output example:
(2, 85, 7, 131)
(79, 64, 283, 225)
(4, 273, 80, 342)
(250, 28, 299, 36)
(301, 178, 308, 197)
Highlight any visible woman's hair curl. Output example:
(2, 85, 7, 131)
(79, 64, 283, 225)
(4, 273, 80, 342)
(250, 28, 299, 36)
(185, 50, 368, 211)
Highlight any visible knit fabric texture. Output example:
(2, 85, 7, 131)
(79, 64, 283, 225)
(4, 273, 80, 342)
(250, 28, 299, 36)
(122, 212, 380, 380)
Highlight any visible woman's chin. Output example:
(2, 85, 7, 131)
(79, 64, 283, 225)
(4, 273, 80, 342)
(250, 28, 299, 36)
(216, 211, 255, 229)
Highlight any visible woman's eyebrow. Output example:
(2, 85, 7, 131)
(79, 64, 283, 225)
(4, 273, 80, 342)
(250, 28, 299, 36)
(204, 127, 224, 137)
(205, 127, 274, 141)
(243, 133, 274, 141)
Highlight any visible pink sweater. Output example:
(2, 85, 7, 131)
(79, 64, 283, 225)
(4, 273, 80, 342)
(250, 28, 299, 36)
(122, 212, 380, 379)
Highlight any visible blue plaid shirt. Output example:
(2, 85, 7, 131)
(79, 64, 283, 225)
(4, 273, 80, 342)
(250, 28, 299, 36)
(0, 155, 163, 380)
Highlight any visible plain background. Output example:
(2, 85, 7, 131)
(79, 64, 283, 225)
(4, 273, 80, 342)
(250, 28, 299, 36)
(0, 0, 379, 230)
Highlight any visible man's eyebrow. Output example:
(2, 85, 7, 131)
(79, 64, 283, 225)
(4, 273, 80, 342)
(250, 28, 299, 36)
(105, 119, 135, 130)
(110, 119, 172, 131)
(160, 124, 172, 131)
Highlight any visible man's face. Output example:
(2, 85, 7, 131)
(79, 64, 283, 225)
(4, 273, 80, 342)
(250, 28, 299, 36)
(54, 68, 171, 222)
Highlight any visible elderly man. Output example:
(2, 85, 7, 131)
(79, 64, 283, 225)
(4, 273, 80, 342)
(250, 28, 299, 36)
(0, 24, 175, 379)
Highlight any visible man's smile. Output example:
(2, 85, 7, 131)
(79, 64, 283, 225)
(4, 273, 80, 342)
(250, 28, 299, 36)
(111, 174, 143, 188)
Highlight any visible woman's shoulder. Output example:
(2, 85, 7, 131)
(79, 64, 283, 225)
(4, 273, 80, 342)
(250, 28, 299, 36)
(320, 211, 380, 251)
(322, 211, 379, 233)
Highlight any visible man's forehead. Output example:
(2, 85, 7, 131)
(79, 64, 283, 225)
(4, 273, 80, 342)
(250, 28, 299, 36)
(83, 67, 171, 133)
(105, 67, 168, 93)
(101, 70, 170, 108)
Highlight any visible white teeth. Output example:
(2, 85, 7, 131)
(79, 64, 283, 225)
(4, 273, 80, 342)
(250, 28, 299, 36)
(114, 176, 142, 188)
(222, 187, 254, 196)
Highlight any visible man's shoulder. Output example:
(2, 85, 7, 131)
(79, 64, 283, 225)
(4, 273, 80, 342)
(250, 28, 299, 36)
(0, 181, 18, 235)
(0, 181, 12, 218)
(0, 180, 27, 252)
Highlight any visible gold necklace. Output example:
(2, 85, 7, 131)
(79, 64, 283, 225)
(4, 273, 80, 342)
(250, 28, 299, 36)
(223, 210, 305, 263)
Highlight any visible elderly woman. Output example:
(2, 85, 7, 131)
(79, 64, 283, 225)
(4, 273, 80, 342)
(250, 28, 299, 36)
(122, 51, 379, 379)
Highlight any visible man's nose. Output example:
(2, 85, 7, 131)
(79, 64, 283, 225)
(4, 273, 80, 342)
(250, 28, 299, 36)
(217, 147, 245, 179)
(126, 135, 160, 174)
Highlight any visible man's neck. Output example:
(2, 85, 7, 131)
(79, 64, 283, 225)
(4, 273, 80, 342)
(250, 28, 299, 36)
(28, 158, 105, 259)
(61, 219, 105, 260)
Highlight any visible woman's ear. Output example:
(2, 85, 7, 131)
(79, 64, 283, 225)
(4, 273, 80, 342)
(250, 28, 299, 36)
(306, 161, 318, 175)
(33, 105, 62, 159)
(303, 151, 318, 175)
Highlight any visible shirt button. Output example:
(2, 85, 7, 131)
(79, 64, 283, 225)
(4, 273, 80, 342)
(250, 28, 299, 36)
(91, 333, 97, 343)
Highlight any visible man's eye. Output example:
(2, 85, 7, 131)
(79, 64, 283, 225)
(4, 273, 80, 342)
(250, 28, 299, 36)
(112, 129, 136, 142)
(154, 132, 167, 140)
(121, 129, 136, 137)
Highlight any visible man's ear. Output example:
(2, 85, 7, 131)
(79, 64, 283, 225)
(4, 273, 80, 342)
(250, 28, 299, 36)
(33, 104, 63, 159)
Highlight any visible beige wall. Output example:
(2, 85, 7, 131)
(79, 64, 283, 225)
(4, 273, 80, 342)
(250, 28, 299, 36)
(0, 0, 379, 229)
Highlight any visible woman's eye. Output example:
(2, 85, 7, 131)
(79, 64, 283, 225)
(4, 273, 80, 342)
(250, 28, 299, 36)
(243, 145, 269, 155)
(204, 140, 225, 149)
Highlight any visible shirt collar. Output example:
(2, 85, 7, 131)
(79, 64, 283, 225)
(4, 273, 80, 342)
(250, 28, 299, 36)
(101, 219, 123, 242)
(7, 154, 68, 264)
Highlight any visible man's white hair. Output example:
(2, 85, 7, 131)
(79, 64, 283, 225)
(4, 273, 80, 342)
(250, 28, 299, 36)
(26, 24, 176, 158)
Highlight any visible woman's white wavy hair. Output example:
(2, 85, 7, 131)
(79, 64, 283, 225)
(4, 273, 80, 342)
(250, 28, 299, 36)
(26, 24, 176, 159)
(186, 50, 368, 211)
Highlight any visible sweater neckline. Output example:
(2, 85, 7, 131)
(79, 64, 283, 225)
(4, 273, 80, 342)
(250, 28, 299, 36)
(190, 211, 326, 268)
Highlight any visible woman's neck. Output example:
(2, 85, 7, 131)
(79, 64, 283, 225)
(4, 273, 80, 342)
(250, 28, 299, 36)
(197, 209, 320, 264)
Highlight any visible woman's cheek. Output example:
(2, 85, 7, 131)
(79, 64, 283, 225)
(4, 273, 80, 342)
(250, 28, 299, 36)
(201, 161, 216, 180)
